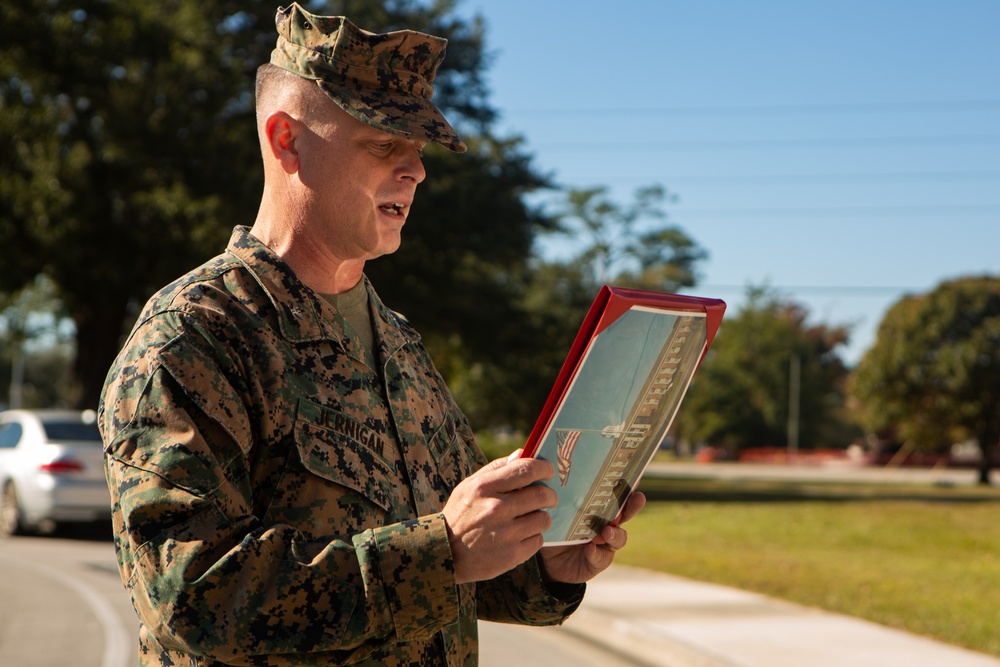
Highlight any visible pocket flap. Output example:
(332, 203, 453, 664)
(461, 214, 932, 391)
(294, 400, 394, 511)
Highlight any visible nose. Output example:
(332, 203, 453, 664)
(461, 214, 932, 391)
(397, 142, 426, 184)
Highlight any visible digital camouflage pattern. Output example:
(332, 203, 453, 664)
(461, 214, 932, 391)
(100, 226, 583, 666)
(271, 3, 467, 153)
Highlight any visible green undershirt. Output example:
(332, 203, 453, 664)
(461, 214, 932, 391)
(321, 280, 375, 364)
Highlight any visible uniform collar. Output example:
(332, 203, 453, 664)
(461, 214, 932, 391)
(225, 226, 419, 354)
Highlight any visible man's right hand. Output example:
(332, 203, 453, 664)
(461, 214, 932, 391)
(442, 451, 557, 584)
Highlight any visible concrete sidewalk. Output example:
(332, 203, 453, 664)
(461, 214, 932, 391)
(556, 565, 1000, 667)
(643, 460, 995, 487)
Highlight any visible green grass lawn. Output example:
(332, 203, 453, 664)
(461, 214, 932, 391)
(615, 476, 1000, 656)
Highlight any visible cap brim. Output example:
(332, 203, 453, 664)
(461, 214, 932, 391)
(317, 80, 467, 153)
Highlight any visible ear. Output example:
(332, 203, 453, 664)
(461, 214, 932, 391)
(264, 111, 300, 174)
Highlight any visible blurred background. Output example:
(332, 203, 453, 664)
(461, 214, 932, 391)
(3, 2, 1000, 664)
(2, 0, 999, 472)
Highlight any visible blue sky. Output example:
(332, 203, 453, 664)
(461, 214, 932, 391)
(455, 0, 1000, 364)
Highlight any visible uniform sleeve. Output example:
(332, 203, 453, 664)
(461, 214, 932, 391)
(100, 313, 460, 664)
(475, 555, 585, 625)
(433, 385, 586, 627)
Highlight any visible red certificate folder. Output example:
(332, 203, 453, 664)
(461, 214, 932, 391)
(521, 285, 726, 545)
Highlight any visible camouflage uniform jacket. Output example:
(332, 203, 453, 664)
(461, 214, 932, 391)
(100, 226, 584, 667)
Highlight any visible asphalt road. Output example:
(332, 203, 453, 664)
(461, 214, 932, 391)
(0, 528, 138, 667)
(0, 529, 641, 667)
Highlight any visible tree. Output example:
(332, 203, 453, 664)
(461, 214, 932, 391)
(552, 185, 705, 293)
(676, 287, 855, 456)
(445, 184, 709, 433)
(0, 276, 74, 408)
(0, 0, 551, 410)
(1, 0, 269, 407)
(851, 276, 1000, 485)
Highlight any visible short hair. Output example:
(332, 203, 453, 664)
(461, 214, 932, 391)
(254, 63, 332, 127)
(255, 63, 295, 121)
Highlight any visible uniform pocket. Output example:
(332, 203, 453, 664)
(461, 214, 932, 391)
(293, 399, 394, 512)
(428, 417, 459, 461)
(426, 418, 482, 493)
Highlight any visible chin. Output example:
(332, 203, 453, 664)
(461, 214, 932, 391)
(383, 232, 403, 253)
(371, 239, 402, 259)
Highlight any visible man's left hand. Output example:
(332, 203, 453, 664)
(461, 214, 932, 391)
(537, 491, 647, 584)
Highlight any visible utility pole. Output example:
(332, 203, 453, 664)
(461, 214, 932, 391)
(787, 353, 800, 459)
(9, 352, 24, 409)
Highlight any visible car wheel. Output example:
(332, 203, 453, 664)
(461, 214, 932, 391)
(0, 482, 25, 537)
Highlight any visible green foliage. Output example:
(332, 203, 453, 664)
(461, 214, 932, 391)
(0, 0, 544, 409)
(551, 184, 705, 292)
(0, 1, 708, 430)
(0, 345, 74, 410)
(439, 184, 709, 433)
(0, 0, 269, 405)
(677, 286, 855, 453)
(472, 429, 521, 462)
(0, 276, 74, 409)
(851, 275, 1000, 483)
(0, 275, 69, 347)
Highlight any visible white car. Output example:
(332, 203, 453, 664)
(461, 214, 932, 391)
(0, 409, 111, 536)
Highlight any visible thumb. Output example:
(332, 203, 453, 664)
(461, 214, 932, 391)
(506, 448, 525, 464)
(477, 448, 524, 474)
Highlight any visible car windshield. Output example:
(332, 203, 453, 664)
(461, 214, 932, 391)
(42, 421, 103, 443)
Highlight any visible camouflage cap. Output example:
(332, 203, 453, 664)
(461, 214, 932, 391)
(271, 3, 467, 153)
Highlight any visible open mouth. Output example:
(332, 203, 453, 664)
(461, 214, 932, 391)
(379, 203, 406, 217)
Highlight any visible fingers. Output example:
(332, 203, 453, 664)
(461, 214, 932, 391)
(600, 524, 627, 551)
(593, 491, 645, 552)
(443, 451, 559, 584)
(512, 501, 554, 535)
(479, 448, 528, 472)
(477, 454, 556, 495)
(535, 495, 643, 584)
(618, 491, 647, 525)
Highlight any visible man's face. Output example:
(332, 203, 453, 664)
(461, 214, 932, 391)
(296, 104, 427, 262)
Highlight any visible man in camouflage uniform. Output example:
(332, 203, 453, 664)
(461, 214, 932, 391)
(100, 4, 645, 666)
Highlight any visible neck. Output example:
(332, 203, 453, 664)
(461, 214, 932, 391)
(251, 200, 365, 295)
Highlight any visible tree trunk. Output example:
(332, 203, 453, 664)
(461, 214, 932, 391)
(976, 420, 998, 486)
(70, 299, 130, 410)
(979, 440, 995, 486)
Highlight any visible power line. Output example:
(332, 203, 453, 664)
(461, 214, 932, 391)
(674, 204, 1000, 219)
(696, 284, 924, 296)
(508, 99, 1000, 118)
(534, 134, 1000, 152)
(553, 169, 1000, 187)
